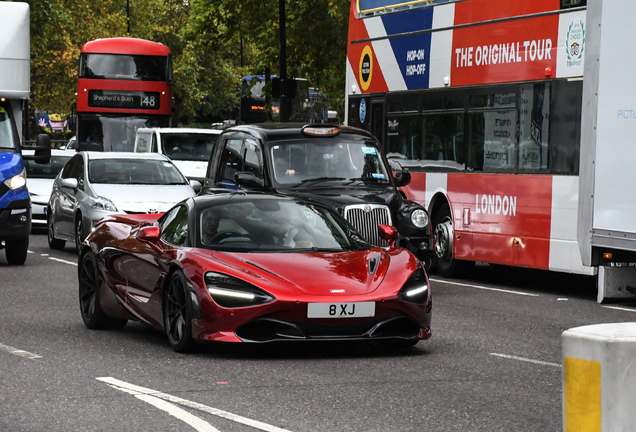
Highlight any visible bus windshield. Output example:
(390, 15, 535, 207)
(78, 114, 169, 152)
(79, 53, 170, 81)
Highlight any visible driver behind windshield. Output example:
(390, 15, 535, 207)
(198, 200, 361, 251)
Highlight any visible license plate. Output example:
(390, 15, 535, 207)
(307, 302, 375, 318)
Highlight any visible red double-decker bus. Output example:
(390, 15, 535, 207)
(75, 37, 173, 152)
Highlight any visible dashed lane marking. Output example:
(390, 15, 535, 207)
(47, 256, 77, 266)
(0, 342, 42, 360)
(490, 353, 560, 367)
(429, 278, 540, 297)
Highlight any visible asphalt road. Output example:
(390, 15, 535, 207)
(1, 230, 635, 431)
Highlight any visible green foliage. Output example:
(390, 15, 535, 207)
(22, 0, 350, 126)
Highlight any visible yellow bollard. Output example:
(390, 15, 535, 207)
(562, 323, 636, 431)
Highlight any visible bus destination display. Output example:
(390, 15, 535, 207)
(88, 90, 161, 110)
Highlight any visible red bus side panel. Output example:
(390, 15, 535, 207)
(451, 0, 560, 87)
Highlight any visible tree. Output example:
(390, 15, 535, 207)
(25, 0, 350, 129)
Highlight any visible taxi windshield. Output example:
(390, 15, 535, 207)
(269, 139, 391, 186)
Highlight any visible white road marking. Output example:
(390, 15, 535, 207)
(490, 353, 560, 368)
(429, 278, 540, 297)
(98, 377, 293, 432)
(48, 256, 77, 266)
(0, 342, 42, 360)
(602, 305, 636, 313)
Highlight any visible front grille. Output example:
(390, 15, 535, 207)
(236, 317, 421, 343)
(344, 204, 392, 247)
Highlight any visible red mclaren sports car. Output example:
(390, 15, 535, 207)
(78, 193, 432, 352)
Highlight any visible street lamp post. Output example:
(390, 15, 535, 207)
(279, 0, 289, 122)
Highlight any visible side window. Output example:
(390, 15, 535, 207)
(243, 139, 263, 178)
(151, 133, 158, 152)
(159, 205, 189, 246)
(61, 155, 80, 179)
(219, 139, 243, 184)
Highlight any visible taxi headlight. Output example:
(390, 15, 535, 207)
(410, 209, 429, 229)
(205, 272, 276, 308)
(4, 168, 27, 190)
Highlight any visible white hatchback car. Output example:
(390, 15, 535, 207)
(23, 148, 73, 228)
(47, 151, 198, 251)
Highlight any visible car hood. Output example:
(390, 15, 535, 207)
(207, 248, 399, 296)
(92, 184, 195, 213)
(280, 184, 399, 209)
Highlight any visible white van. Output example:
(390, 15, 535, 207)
(134, 127, 222, 181)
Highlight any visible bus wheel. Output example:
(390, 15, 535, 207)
(433, 205, 473, 278)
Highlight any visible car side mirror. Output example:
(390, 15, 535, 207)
(189, 179, 202, 193)
(61, 178, 79, 189)
(393, 171, 411, 187)
(137, 225, 161, 245)
(235, 172, 265, 189)
(22, 134, 51, 164)
(378, 224, 398, 248)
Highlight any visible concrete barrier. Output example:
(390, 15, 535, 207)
(562, 323, 636, 431)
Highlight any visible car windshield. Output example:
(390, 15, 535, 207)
(270, 139, 391, 186)
(197, 198, 371, 252)
(25, 154, 72, 179)
(162, 133, 218, 162)
(88, 158, 187, 185)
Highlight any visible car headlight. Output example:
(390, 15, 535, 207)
(397, 268, 430, 305)
(4, 168, 27, 190)
(410, 209, 429, 228)
(205, 272, 276, 308)
(89, 195, 117, 211)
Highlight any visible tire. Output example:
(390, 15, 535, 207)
(164, 271, 195, 353)
(78, 252, 127, 330)
(75, 216, 84, 253)
(433, 204, 474, 278)
(47, 217, 65, 250)
(5, 237, 29, 265)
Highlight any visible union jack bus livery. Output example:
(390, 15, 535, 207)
(346, 0, 636, 301)
(76, 37, 173, 152)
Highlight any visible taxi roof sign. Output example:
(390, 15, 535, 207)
(301, 125, 340, 137)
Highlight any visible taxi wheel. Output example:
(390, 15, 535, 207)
(164, 271, 195, 353)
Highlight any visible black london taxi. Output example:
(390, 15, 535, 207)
(201, 123, 433, 263)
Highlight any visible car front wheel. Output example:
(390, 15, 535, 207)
(164, 270, 195, 353)
(5, 237, 29, 265)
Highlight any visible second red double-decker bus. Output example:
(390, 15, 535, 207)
(75, 37, 173, 152)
